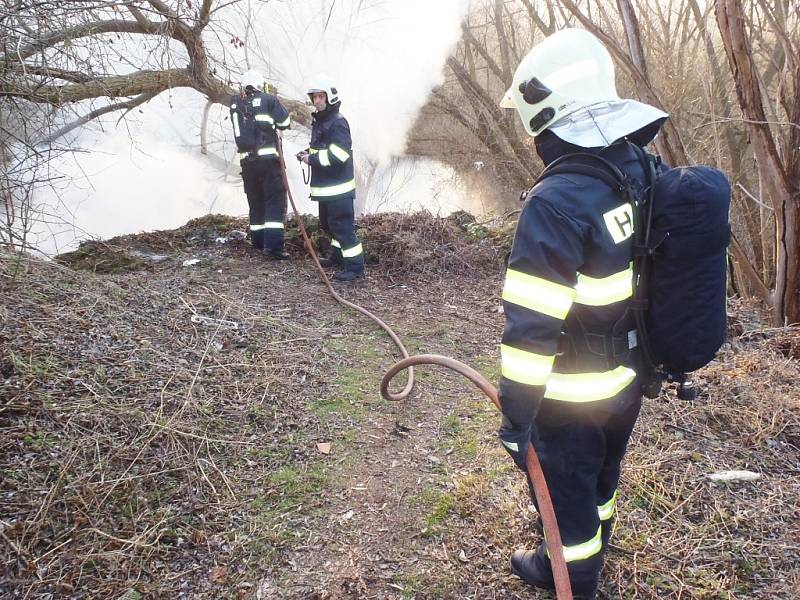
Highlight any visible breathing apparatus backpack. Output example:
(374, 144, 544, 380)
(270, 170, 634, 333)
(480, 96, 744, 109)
(537, 144, 731, 400)
(232, 94, 271, 153)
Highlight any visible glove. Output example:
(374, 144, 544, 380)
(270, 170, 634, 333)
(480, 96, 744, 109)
(498, 415, 531, 472)
(295, 150, 309, 162)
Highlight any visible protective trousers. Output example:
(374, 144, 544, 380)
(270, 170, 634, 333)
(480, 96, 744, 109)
(318, 198, 364, 275)
(528, 384, 642, 594)
(242, 158, 287, 252)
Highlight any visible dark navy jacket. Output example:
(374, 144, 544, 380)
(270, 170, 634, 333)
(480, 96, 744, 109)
(499, 142, 652, 429)
(308, 103, 355, 202)
(230, 91, 291, 160)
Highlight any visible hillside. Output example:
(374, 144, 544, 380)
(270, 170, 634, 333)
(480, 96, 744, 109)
(1, 213, 798, 599)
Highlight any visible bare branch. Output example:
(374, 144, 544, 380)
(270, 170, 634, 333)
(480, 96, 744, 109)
(197, 0, 214, 29)
(9, 19, 165, 61)
(1, 69, 193, 104)
(461, 23, 505, 81)
(43, 92, 157, 143)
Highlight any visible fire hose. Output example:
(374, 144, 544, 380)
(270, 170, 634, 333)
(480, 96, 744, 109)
(275, 135, 572, 599)
(380, 355, 572, 599)
(275, 135, 414, 400)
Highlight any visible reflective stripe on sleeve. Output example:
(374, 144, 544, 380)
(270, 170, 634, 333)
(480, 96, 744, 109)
(276, 116, 291, 128)
(310, 179, 357, 197)
(544, 366, 636, 403)
(548, 525, 603, 563)
(318, 149, 331, 167)
(500, 344, 554, 386)
(329, 143, 350, 162)
(232, 112, 241, 137)
(342, 243, 363, 258)
(254, 114, 274, 124)
(502, 268, 575, 320)
(257, 147, 278, 157)
(574, 265, 633, 306)
(598, 491, 617, 521)
(331, 239, 342, 248)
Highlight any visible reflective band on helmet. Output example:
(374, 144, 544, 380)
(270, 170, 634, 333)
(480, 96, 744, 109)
(254, 114, 274, 123)
(318, 149, 331, 167)
(264, 222, 284, 229)
(329, 143, 350, 162)
(501, 344, 554, 386)
(598, 491, 617, 521)
(250, 223, 267, 231)
(311, 179, 356, 197)
(257, 147, 278, 156)
(331, 239, 341, 248)
(543, 59, 600, 90)
(544, 366, 636, 402)
(341, 243, 363, 258)
(548, 525, 602, 563)
(276, 116, 291, 128)
(574, 264, 633, 306)
(502, 268, 575, 320)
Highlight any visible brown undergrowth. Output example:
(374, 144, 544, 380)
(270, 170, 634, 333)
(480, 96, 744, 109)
(1, 213, 798, 599)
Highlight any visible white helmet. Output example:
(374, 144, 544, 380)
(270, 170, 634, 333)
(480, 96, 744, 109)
(500, 28, 619, 137)
(240, 69, 265, 92)
(306, 75, 339, 105)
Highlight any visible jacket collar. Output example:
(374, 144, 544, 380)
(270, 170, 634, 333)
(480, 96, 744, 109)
(312, 101, 341, 123)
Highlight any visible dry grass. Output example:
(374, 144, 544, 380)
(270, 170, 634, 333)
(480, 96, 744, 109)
(0, 243, 344, 598)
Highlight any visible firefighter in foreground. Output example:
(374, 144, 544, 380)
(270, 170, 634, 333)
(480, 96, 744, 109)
(496, 29, 669, 598)
(297, 76, 364, 281)
(230, 70, 292, 259)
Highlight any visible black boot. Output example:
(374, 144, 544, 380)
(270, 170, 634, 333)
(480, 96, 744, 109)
(318, 256, 338, 268)
(265, 249, 290, 260)
(333, 269, 363, 282)
(510, 545, 554, 590)
(511, 544, 599, 599)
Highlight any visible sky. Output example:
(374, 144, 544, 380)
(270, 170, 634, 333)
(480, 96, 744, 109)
(28, 0, 473, 255)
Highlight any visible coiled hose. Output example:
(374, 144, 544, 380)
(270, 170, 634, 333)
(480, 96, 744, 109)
(276, 135, 571, 599)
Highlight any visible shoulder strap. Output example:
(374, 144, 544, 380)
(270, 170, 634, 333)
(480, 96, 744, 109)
(535, 152, 628, 192)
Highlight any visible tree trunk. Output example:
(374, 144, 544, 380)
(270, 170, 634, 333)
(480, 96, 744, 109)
(716, 0, 800, 324)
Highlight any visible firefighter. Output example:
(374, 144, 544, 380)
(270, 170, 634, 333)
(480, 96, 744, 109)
(496, 29, 669, 598)
(230, 70, 292, 259)
(297, 76, 364, 281)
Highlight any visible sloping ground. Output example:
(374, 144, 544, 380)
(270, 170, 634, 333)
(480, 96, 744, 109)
(1, 213, 798, 599)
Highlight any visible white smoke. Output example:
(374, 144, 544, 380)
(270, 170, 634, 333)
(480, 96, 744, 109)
(27, 0, 472, 254)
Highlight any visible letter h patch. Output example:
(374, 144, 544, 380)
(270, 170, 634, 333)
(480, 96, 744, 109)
(603, 203, 634, 244)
